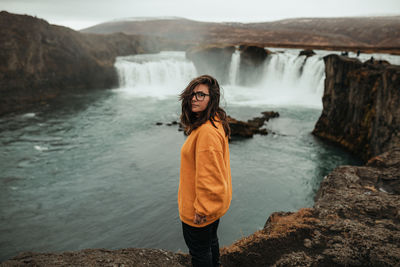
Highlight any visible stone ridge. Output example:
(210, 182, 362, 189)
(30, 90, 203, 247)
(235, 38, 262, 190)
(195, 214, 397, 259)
(82, 16, 400, 54)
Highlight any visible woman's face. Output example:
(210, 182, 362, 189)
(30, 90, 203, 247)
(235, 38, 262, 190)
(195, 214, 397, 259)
(191, 84, 210, 113)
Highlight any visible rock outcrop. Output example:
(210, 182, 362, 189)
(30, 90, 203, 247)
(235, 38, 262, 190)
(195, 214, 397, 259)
(313, 54, 400, 161)
(185, 44, 271, 86)
(157, 111, 279, 138)
(238, 45, 271, 85)
(0, 11, 183, 116)
(220, 148, 400, 266)
(228, 111, 279, 138)
(299, 49, 316, 58)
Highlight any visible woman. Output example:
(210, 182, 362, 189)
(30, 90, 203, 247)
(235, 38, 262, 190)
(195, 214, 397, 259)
(178, 75, 232, 267)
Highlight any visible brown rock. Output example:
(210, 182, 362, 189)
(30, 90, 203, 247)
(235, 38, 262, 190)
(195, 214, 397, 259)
(238, 45, 271, 85)
(228, 111, 279, 138)
(228, 116, 257, 138)
(312, 54, 400, 161)
(0, 11, 181, 116)
(220, 148, 400, 266)
(299, 49, 316, 57)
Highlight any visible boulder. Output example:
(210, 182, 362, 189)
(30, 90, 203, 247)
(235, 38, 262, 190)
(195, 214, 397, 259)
(228, 111, 279, 138)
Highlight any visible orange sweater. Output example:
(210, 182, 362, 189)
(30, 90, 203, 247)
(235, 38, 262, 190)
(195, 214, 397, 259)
(178, 118, 232, 227)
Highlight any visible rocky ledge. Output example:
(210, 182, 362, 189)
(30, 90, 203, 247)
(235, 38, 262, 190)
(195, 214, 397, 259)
(220, 148, 400, 266)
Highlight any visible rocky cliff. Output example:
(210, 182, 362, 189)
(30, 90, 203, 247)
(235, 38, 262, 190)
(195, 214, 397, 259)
(220, 148, 400, 266)
(0, 11, 184, 116)
(313, 54, 400, 161)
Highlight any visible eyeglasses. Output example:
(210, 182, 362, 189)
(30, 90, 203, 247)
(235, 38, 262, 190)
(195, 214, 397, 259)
(191, 91, 210, 101)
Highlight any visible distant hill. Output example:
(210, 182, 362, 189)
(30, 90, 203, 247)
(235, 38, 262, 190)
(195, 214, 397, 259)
(82, 16, 400, 53)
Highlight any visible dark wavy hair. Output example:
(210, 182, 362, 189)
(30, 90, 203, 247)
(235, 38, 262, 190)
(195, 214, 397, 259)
(179, 74, 230, 137)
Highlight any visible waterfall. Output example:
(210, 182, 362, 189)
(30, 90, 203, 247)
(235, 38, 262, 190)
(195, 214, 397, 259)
(223, 49, 326, 108)
(228, 50, 241, 85)
(113, 49, 325, 107)
(114, 51, 197, 97)
(255, 52, 326, 107)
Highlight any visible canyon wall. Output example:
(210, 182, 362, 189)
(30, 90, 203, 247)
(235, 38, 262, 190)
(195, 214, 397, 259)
(0, 11, 183, 116)
(313, 54, 400, 161)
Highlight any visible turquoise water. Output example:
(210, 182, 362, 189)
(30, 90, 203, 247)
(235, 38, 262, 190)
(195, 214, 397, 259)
(0, 89, 361, 261)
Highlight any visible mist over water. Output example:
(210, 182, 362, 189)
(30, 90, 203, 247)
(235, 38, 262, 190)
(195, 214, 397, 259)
(3, 48, 399, 261)
(115, 52, 197, 98)
(114, 49, 327, 107)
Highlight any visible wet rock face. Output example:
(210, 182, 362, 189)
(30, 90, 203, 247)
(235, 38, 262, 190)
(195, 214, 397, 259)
(185, 44, 271, 86)
(313, 54, 400, 161)
(299, 49, 316, 57)
(0, 12, 114, 115)
(238, 45, 270, 86)
(220, 148, 400, 266)
(185, 45, 235, 84)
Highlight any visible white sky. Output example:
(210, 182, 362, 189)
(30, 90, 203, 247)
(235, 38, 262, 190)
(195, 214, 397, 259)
(1, 0, 399, 30)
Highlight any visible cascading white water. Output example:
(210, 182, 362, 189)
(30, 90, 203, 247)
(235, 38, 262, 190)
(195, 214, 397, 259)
(114, 49, 399, 108)
(114, 51, 197, 98)
(257, 51, 325, 107)
(228, 50, 241, 85)
(223, 49, 326, 108)
(114, 49, 326, 108)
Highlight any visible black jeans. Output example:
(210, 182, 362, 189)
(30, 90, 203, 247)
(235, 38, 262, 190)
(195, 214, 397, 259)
(182, 219, 221, 267)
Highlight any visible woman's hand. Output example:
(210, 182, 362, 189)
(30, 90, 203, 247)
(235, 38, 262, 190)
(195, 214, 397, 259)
(194, 213, 207, 224)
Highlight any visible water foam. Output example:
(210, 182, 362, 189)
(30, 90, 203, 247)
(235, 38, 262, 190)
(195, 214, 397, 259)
(114, 48, 400, 107)
(114, 51, 197, 98)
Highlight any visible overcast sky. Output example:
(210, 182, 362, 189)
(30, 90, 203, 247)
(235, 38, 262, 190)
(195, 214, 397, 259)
(1, 0, 399, 30)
